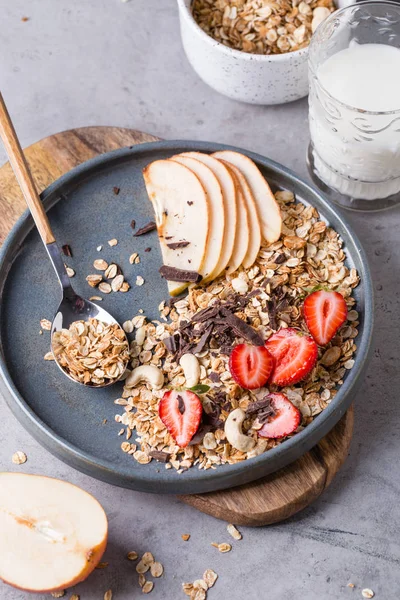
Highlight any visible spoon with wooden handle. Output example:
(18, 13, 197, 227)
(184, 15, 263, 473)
(0, 92, 129, 387)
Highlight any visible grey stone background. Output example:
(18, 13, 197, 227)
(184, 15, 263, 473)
(0, 1, 399, 598)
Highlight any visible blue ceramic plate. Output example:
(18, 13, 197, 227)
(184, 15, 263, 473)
(0, 141, 373, 494)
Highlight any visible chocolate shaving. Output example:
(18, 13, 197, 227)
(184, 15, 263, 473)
(159, 265, 202, 283)
(61, 244, 72, 257)
(163, 334, 177, 354)
(191, 325, 213, 355)
(189, 424, 212, 446)
(209, 371, 220, 383)
(191, 305, 220, 323)
(166, 240, 190, 250)
(130, 219, 136, 230)
(113, 186, 120, 195)
(177, 395, 185, 414)
(220, 307, 264, 346)
(134, 221, 156, 236)
(187, 201, 193, 206)
(246, 396, 276, 425)
(275, 253, 286, 264)
(149, 450, 171, 463)
(246, 288, 262, 300)
(267, 297, 278, 331)
(145, 247, 151, 252)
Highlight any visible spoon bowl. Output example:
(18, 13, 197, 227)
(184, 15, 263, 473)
(0, 93, 129, 388)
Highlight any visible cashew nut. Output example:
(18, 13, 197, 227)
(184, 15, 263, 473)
(224, 408, 256, 453)
(135, 325, 146, 346)
(179, 353, 200, 388)
(125, 365, 164, 390)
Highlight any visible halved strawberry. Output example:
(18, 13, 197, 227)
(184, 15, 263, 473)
(229, 344, 274, 390)
(159, 390, 202, 447)
(265, 328, 318, 386)
(303, 290, 348, 346)
(258, 393, 301, 439)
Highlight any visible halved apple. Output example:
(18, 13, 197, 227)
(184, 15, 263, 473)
(143, 160, 209, 296)
(0, 472, 108, 593)
(219, 161, 261, 269)
(212, 150, 282, 243)
(171, 155, 224, 283)
(223, 163, 250, 273)
(179, 152, 237, 278)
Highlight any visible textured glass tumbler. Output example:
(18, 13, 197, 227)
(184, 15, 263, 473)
(307, 1, 400, 211)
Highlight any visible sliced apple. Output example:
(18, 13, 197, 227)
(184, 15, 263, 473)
(170, 155, 224, 283)
(223, 163, 250, 273)
(212, 150, 282, 243)
(0, 472, 108, 593)
(143, 160, 209, 296)
(220, 161, 261, 269)
(179, 152, 237, 278)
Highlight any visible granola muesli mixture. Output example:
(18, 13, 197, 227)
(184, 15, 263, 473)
(192, 0, 336, 55)
(114, 190, 360, 472)
(52, 318, 129, 386)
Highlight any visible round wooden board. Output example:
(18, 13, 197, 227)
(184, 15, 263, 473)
(0, 126, 354, 526)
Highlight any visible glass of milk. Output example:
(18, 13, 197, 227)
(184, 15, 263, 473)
(308, 1, 400, 211)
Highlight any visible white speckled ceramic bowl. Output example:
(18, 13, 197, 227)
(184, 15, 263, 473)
(177, 0, 309, 105)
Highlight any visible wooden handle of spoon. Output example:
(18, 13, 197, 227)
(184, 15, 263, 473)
(0, 92, 55, 244)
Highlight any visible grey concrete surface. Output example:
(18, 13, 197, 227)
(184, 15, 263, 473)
(0, 1, 399, 598)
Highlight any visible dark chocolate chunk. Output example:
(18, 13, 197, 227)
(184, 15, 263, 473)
(113, 186, 120, 195)
(267, 297, 278, 331)
(177, 394, 185, 414)
(61, 244, 72, 257)
(191, 304, 220, 323)
(134, 221, 157, 236)
(163, 334, 177, 354)
(246, 396, 276, 424)
(188, 424, 213, 446)
(145, 247, 151, 252)
(191, 324, 213, 355)
(275, 253, 286, 264)
(149, 450, 171, 463)
(159, 265, 202, 283)
(166, 241, 190, 250)
(187, 201, 193, 206)
(209, 371, 220, 383)
(220, 307, 264, 346)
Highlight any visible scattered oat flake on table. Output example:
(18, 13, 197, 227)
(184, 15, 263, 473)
(347, 583, 355, 588)
(182, 583, 194, 596)
(191, 589, 206, 600)
(44, 351, 55, 361)
(40, 318, 52, 330)
(65, 266, 75, 278)
(104, 590, 113, 600)
(136, 275, 145, 286)
(181, 533, 190, 541)
(142, 581, 154, 594)
(89, 295, 103, 302)
(127, 550, 138, 561)
(96, 561, 109, 569)
(362, 590, 375, 599)
(50, 591, 65, 598)
(203, 569, 218, 588)
(227, 523, 242, 540)
(108, 238, 118, 247)
(97, 245, 103, 251)
(211, 542, 231, 553)
(150, 561, 163, 578)
(21, 16, 29, 21)
(86, 274, 103, 287)
(136, 560, 150, 574)
(141, 552, 155, 565)
(120, 281, 130, 292)
(69, 595, 79, 600)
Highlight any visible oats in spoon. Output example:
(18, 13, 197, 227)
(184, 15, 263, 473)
(52, 318, 129, 386)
